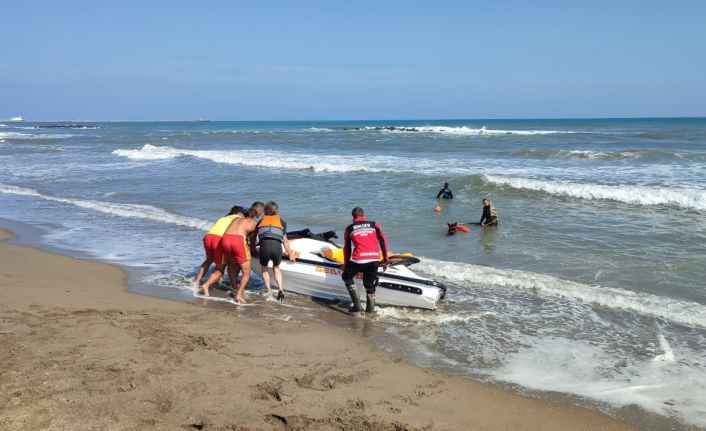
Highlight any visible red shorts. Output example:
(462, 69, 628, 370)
(221, 234, 251, 264)
(203, 233, 224, 265)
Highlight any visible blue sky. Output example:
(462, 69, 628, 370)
(1, 1, 705, 120)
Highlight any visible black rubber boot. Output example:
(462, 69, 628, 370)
(365, 294, 376, 313)
(347, 286, 362, 312)
(277, 290, 285, 301)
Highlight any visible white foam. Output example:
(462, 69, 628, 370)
(0, 132, 76, 140)
(492, 335, 706, 428)
(368, 125, 577, 136)
(375, 306, 492, 324)
(0, 183, 211, 230)
(416, 257, 706, 329)
(484, 175, 706, 211)
(654, 333, 675, 362)
(112, 144, 403, 173)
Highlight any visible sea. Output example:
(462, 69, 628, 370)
(1, 118, 704, 429)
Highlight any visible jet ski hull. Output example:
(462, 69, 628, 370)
(251, 238, 445, 310)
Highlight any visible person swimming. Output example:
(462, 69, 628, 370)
(436, 182, 453, 200)
(479, 197, 498, 226)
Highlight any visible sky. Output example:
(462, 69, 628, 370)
(1, 0, 705, 121)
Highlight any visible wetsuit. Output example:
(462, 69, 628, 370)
(202, 214, 241, 265)
(256, 215, 288, 266)
(342, 216, 389, 295)
(437, 187, 453, 199)
(480, 204, 498, 226)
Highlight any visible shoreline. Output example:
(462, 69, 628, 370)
(0, 226, 642, 430)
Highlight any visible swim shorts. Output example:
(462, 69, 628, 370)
(203, 233, 224, 265)
(221, 234, 251, 264)
(258, 238, 283, 267)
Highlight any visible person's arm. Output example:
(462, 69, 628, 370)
(282, 220, 296, 261)
(375, 223, 389, 263)
(248, 220, 259, 255)
(480, 207, 487, 225)
(436, 189, 443, 199)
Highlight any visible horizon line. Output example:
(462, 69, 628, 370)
(3, 115, 706, 123)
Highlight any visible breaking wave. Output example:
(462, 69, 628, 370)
(510, 149, 706, 161)
(0, 132, 77, 140)
(484, 175, 706, 211)
(333, 125, 579, 136)
(0, 183, 211, 230)
(112, 144, 403, 173)
(415, 257, 706, 329)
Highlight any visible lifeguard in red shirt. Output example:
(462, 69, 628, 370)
(342, 206, 389, 313)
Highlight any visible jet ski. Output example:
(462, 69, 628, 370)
(251, 229, 447, 310)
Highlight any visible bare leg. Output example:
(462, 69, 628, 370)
(235, 260, 251, 303)
(194, 258, 213, 286)
(273, 266, 284, 294)
(201, 263, 224, 297)
(261, 266, 272, 295)
(226, 260, 240, 295)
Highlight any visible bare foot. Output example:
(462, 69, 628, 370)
(202, 285, 210, 297)
(235, 295, 246, 304)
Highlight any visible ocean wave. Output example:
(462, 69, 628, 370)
(38, 124, 101, 130)
(112, 144, 401, 173)
(0, 131, 77, 140)
(511, 149, 706, 161)
(483, 175, 706, 211)
(333, 126, 579, 136)
(415, 257, 706, 329)
(0, 183, 211, 230)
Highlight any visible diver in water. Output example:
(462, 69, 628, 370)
(436, 182, 453, 200)
(479, 197, 498, 226)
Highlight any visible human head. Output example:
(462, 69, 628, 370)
(264, 201, 279, 216)
(483, 197, 491, 207)
(351, 207, 365, 219)
(228, 205, 245, 216)
(444, 182, 449, 188)
(250, 201, 265, 217)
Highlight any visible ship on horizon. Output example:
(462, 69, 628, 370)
(9, 116, 24, 122)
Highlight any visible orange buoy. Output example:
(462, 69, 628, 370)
(433, 205, 442, 212)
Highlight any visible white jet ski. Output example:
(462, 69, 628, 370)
(251, 229, 447, 310)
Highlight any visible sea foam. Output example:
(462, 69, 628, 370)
(0, 183, 211, 230)
(113, 144, 402, 173)
(484, 175, 706, 211)
(416, 256, 706, 329)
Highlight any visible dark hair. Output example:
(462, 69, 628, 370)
(264, 201, 279, 216)
(228, 205, 244, 216)
(351, 207, 365, 217)
(250, 201, 264, 216)
(246, 207, 260, 218)
(444, 182, 449, 188)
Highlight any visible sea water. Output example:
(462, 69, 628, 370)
(1, 119, 705, 429)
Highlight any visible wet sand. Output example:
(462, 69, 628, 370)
(0, 228, 641, 430)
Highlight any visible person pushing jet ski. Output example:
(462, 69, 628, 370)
(342, 207, 389, 313)
(436, 182, 453, 200)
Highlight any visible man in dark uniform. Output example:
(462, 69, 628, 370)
(342, 207, 389, 313)
(437, 182, 453, 199)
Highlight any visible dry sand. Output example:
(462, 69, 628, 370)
(0, 228, 641, 430)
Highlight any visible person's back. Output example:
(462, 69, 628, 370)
(342, 207, 389, 313)
(437, 182, 453, 200)
(220, 203, 264, 303)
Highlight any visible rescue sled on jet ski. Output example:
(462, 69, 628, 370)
(251, 229, 447, 310)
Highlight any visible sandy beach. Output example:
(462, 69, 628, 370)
(0, 228, 640, 431)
